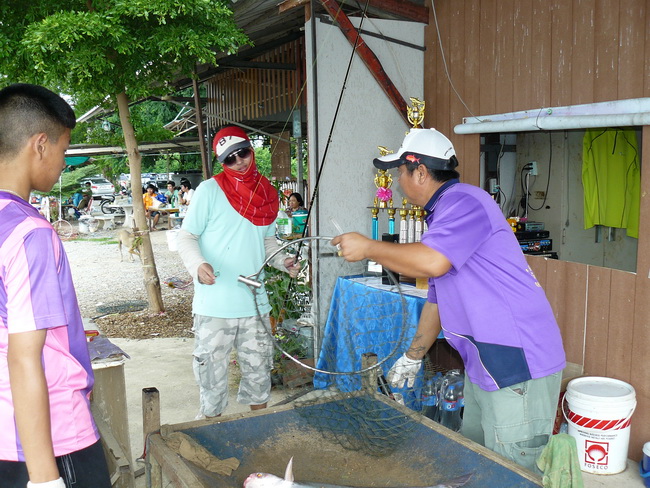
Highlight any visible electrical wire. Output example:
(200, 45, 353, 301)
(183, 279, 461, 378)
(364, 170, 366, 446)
(301, 0, 373, 233)
(528, 133, 552, 211)
(430, 0, 480, 120)
(495, 137, 505, 210)
(519, 166, 528, 215)
(498, 187, 507, 209)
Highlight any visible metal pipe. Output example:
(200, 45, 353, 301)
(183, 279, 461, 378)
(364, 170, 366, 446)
(455, 113, 650, 134)
(237, 275, 262, 289)
(455, 98, 650, 135)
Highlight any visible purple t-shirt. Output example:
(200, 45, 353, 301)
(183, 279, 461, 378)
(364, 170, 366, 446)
(0, 195, 99, 462)
(421, 183, 566, 391)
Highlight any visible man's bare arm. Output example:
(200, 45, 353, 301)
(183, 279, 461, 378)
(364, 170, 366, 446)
(406, 301, 442, 360)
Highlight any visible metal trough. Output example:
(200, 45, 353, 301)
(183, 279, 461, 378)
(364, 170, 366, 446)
(144, 391, 542, 488)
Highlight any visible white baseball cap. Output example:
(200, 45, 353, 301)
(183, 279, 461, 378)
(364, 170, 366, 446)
(373, 128, 458, 171)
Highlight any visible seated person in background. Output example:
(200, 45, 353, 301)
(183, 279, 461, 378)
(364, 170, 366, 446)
(286, 192, 306, 216)
(179, 179, 194, 206)
(143, 183, 161, 230)
(76, 181, 92, 210)
(165, 181, 180, 208)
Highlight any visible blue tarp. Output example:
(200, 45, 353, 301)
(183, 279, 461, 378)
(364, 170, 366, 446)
(65, 156, 90, 166)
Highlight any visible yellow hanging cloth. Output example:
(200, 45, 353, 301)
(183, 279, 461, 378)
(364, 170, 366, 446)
(582, 128, 640, 238)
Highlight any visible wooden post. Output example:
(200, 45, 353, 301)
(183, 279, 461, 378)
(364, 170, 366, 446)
(192, 76, 211, 179)
(142, 387, 162, 488)
(91, 360, 135, 488)
(271, 130, 292, 180)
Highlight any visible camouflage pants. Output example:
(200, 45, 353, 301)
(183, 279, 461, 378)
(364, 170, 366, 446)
(192, 314, 274, 417)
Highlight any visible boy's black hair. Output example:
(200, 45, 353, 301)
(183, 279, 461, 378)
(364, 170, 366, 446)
(0, 83, 76, 158)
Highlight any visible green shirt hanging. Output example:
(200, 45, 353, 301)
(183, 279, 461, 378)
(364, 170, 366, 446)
(582, 128, 640, 238)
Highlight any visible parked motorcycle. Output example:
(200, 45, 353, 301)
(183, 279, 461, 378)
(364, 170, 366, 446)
(99, 194, 125, 215)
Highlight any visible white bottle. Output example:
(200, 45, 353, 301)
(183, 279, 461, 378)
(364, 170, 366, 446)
(276, 210, 292, 236)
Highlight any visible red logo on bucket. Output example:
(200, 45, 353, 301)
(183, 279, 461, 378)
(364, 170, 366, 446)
(585, 440, 609, 465)
(566, 408, 631, 430)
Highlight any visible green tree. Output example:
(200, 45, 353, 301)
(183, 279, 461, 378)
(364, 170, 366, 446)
(0, 0, 249, 312)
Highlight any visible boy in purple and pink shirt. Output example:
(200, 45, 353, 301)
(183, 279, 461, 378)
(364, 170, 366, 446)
(0, 84, 110, 488)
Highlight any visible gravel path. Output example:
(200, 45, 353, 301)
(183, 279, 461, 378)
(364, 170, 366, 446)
(62, 220, 195, 339)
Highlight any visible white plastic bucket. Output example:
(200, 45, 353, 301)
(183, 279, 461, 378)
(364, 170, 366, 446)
(78, 215, 98, 234)
(166, 229, 179, 252)
(563, 376, 636, 474)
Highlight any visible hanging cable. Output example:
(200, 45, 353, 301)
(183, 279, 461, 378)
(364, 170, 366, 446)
(430, 0, 480, 120)
(528, 133, 552, 211)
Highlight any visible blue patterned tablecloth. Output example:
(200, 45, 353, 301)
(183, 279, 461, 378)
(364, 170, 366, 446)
(314, 276, 432, 409)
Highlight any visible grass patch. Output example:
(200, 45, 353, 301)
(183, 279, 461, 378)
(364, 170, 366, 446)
(75, 237, 118, 244)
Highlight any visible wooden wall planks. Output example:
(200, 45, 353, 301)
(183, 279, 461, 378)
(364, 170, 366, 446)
(478, 3, 497, 117)
(512, 0, 533, 112)
(206, 39, 302, 128)
(630, 275, 650, 458)
(525, 253, 649, 459)
(529, 0, 552, 109)
(550, 0, 573, 107)
(426, 2, 650, 458)
(606, 270, 636, 382)
(495, 0, 515, 115)
(584, 265, 611, 377)
(593, 0, 620, 102)
(617, 0, 646, 99)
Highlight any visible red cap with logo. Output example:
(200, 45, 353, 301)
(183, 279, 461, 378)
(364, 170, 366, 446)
(212, 126, 252, 162)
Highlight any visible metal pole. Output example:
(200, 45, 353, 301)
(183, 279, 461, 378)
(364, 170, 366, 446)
(296, 137, 304, 197)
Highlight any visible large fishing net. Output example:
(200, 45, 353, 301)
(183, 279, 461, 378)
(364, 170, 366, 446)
(243, 236, 434, 457)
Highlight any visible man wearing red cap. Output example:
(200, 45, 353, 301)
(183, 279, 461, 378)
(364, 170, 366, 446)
(177, 126, 299, 418)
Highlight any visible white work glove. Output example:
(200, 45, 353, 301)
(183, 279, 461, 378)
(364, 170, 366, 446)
(27, 478, 66, 488)
(386, 353, 422, 389)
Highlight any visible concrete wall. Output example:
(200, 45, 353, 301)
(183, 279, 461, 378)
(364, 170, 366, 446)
(305, 15, 424, 323)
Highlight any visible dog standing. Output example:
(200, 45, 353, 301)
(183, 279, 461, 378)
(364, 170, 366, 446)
(118, 229, 142, 262)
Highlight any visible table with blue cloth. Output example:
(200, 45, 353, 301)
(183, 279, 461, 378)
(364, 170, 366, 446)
(314, 275, 435, 410)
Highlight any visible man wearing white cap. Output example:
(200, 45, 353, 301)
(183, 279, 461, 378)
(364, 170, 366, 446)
(332, 128, 566, 472)
(177, 126, 299, 418)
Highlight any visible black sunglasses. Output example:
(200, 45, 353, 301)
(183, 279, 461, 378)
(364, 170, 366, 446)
(223, 147, 252, 165)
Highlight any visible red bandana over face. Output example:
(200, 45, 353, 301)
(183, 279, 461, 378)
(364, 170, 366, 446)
(212, 127, 279, 226)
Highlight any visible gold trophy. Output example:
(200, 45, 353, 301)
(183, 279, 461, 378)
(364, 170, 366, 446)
(407, 98, 425, 128)
(373, 146, 394, 209)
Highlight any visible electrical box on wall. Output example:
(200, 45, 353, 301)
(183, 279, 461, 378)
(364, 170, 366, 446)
(488, 178, 499, 194)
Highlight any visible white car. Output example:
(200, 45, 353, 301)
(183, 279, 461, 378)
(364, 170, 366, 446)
(80, 177, 115, 198)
